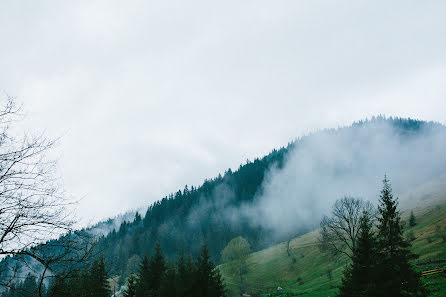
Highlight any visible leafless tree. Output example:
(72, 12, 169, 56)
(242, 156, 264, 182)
(318, 196, 374, 260)
(0, 95, 95, 296)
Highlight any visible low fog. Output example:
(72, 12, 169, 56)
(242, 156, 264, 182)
(224, 119, 446, 238)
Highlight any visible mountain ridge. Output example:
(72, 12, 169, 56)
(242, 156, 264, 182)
(90, 116, 446, 282)
(3, 116, 445, 289)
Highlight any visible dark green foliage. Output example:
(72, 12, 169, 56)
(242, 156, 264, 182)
(374, 176, 427, 297)
(3, 260, 110, 297)
(194, 244, 226, 297)
(147, 242, 166, 296)
(136, 256, 151, 297)
(123, 273, 138, 297)
(409, 211, 417, 227)
(47, 271, 85, 297)
(176, 252, 196, 297)
(133, 243, 225, 297)
(45, 257, 110, 297)
(338, 212, 378, 297)
(160, 262, 177, 297)
(87, 257, 110, 297)
(47, 276, 70, 297)
(94, 144, 290, 281)
(339, 176, 428, 297)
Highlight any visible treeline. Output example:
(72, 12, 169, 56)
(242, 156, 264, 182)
(123, 243, 226, 297)
(1, 243, 225, 297)
(0, 257, 109, 297)
(2, 117, 435, 294)
(338, 177, 427, 297)
(0, 274, 46, 297)
(95, 145, 289, 279)
(94, 117, 435, 286)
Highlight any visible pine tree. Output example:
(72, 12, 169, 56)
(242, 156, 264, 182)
(409, 211, 416, 227)
(177, 252, 196, 297)
(124, 273, 138, 297)
(80, 269, 91, 297)
(194, 243, 226, 297)
(48, 277, 70, 297)
(88, 256, 110, 297)
(148, 241, 166, 297)
(136, 256, 151, 297)
(160, 262, 178, 297)
(374, 176, 427, 297)
(67, 271, 84, 297)
(338, 212, 378, 297)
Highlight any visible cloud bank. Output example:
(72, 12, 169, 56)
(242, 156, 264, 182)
(238, 119, 446, 238)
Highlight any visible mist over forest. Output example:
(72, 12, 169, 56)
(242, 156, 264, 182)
(1, 116, 446, 297)
(80, 117, 446, 273)
(241, 117, 446, 237)
(2, 1, 446, 295)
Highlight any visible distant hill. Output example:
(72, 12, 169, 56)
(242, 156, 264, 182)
(3, 117, 446, 288)
(92, 117, 446, 282)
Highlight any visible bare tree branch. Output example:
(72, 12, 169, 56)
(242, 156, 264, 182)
(0, 95, 96, 295)
(318, 196, 374, 261)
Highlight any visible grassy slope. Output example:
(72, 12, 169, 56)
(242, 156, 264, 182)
(219, 178, 446, 297)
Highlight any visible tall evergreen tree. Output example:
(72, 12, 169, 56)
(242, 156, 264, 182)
(48, 277, 70, 297)
(68, 271, 85, 297)
(374, 176, 427, 297)
(136, 256, 151, 297)
(87, 256, 110, 297)
(147, 241, 166, 297)
(338, 211, 378, 297)
(194, 243, 226, 297)
(176, 252, 196, 297)
(160, 262, 178, 297)
(123, 273, 138, 297)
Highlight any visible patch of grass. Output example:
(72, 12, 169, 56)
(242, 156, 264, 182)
(422, 273, 446, 297)
(219, 205, 446, 297)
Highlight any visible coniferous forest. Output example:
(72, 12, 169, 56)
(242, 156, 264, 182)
(1, 117, 445, 297)
(3, 243, 226, 297)
(90, 117, 445, 282)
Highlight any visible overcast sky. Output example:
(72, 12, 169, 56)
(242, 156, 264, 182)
(1, 1, 445, 225)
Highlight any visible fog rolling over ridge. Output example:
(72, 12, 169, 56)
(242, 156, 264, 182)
(235, 118, 446, 238)
(3, 118, 444, 281)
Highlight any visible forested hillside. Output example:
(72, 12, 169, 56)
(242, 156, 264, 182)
(90, 117, 446, 284)
(2, 116, 445, 291)
(96, 141, 290, 279)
